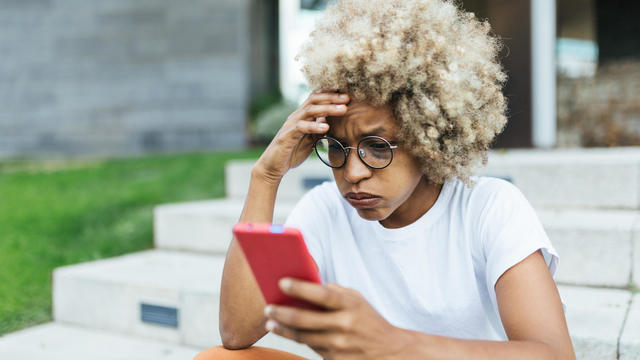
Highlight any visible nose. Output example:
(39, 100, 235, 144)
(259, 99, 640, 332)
(342, 147, 372, 184)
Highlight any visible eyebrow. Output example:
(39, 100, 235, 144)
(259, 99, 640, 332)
(328, 127, 390, 143)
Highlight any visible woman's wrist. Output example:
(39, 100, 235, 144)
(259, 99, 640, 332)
(385, 327, 432, 359)
(237, 164, 282, 224)
(250, 163, 283, 188)
(372, 325, 420, 360)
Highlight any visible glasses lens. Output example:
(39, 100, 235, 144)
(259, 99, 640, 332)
(359, 137, 392, 168)
(315, 138, 345, 168)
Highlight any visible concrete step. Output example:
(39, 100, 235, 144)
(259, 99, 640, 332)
(478, 147, 640, 210)
(539, 209, 640, 288)
(559, 286, 638, 360)
(153, 198, 294, 254)
(52, 249, 320, 359)
(0, 322, 202, 360)
(154, 197, 640, 288)
(226, 147, 640, 209)
(51, 250, 639, 359)
(621, 293, 640, 359)
(225, 158, 332, 204)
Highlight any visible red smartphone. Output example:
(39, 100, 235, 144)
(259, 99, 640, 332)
(233, 222, 323, 310)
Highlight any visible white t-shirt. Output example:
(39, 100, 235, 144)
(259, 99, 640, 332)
(284, 176, 559, 340)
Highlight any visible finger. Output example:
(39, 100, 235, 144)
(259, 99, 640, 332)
(265, 305, 348, 331)
(298, 103, 348, 121)
(286, 100, 347, 129)
(303, 92, 350, 106)
(267, 321, 353, 351)
(279, 278, 347, 310)
(291, 120, 330, 137)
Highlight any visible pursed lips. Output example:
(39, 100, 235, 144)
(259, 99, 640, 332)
(344, 192, 381, 209)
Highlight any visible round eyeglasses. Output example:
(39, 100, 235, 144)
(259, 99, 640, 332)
(314, 136, 398, 169)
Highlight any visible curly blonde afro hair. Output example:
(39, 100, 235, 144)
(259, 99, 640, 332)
(295, 0, 507, 184)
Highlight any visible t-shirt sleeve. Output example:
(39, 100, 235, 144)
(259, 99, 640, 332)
(478, 179, 560, 312)
(284, 182, 334, 282)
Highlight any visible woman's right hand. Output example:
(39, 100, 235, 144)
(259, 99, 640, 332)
(253, 91, 350, 183)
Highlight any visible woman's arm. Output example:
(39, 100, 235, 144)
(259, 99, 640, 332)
(218, 168, 280, 349)
(264, 250, 575, 359)
(218, 91, 350, 349)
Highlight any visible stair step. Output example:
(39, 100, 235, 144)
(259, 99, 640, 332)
(0, 322, 202, 360)
(154, 197, 640, 288)
(636, 235, 640, 286)
(540, 209, 640, 287)
(478, 148, 640, 210)
(226, 148, 640, 209)
(559, 286, 636, 359)
(50, 250, 639, 359)
(153, 199, 295, 254)
(225, 159, 332, 204)
(52, 249, 319, 359)
(621, 293, 640, 359)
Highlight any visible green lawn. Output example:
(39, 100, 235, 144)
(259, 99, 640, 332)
(0, 150, 262, 336)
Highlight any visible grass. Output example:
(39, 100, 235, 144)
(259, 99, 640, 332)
(0, 149, 262, 336)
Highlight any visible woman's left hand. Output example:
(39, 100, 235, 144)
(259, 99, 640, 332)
(264, 278, 412, 360)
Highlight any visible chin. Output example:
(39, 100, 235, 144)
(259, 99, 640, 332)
(355, 208, 389, 222)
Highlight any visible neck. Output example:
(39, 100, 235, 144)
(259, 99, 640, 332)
(379, 177, 442, 229)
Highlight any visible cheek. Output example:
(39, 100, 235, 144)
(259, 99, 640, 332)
(384, 172, 422, 201)
(387, 156, 423, 188)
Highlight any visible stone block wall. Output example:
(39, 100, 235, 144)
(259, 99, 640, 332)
(0, 0, 272, 157)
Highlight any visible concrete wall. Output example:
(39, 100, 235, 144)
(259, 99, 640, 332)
(0, 0, 274, 157)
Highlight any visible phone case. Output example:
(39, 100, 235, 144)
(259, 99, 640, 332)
(233, 223, 323, 310)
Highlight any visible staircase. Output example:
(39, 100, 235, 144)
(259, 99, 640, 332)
(1, 147, 640, 360)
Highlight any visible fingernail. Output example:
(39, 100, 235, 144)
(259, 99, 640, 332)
(280, 278, 293, 291)
(340, 94, 348, 99)
(317, 123, 329, 130)
(264, 305, 274, 316)
(265, 320, 277, 331)
(335, 104, 345, 109)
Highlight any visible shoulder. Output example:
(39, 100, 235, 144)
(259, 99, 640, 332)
(464, 177, 544, 249)
(473, 176, 530, 212)
(446, 177, 537, 247)
(467, 176, 522, 198)
(447, 176, 524, 214)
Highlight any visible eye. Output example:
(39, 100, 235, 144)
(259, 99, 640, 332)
(368, 142, 387, 149)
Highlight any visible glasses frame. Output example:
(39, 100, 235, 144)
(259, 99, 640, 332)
(314, 135, 398, 170)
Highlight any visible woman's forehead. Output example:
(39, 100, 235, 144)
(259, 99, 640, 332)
(327, 102, 397, 139)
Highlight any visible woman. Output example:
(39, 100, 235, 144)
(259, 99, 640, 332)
(206, 0, 575, 359)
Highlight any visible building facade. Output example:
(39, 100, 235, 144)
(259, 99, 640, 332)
(0, 0, 278, 157)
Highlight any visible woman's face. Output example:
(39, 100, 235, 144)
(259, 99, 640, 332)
(326, 101, 441, 228)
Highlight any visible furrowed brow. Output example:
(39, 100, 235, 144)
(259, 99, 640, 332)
(328, 127, 388, 143)
(361, 127, 387, 138)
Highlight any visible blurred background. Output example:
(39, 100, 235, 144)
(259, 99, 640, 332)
(2, 0, 639, 158)
(0, 0, 639, 358)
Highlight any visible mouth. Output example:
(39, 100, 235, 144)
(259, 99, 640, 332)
(344, 192, 381, 209)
